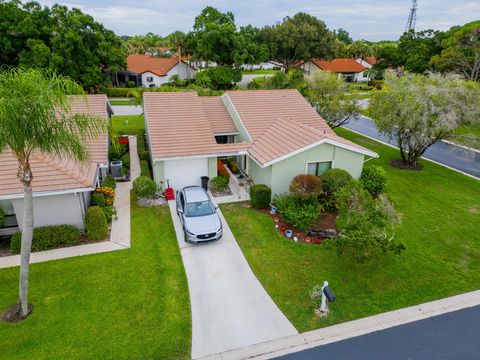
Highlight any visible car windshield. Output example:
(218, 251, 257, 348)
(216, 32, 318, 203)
(185, 200, 215, 217)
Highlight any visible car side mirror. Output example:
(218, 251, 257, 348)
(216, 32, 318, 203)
(215, 205, 219, 210)
(178, 208, 184, 214)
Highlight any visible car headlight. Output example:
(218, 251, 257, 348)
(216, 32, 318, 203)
(186, 228, 195, 235)
(217, 224, 223, 232)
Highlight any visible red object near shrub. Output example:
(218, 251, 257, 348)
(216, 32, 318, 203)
(217, 159, 230, 180)
(118, 137, 129, 144)
(165, 188, 175, 200)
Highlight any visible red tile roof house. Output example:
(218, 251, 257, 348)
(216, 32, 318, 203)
(298, 58, 370, 82)
(118, 54, 196, 88)
(0, 95, 110, 236)
(144, 89, 377, 195)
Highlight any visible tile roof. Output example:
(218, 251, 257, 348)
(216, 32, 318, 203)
(127, 54, 181, 77)
(144, 89, 376, 165)
(312, 58, 368, 73)
(225, 89, 334, 139)
(364, 56, 378, 65)
(199, 96, 238, 134)
(144, 91, 219, 158)
(0, 95, 109, 198)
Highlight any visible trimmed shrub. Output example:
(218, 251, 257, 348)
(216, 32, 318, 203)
(95, 186, 115, 206)
(91, 192, 106, 207)
(217, 159, 230, 180)
(210, 176, 229, 192)
(120, 154, 130, 170)
(322, 168, 353, 195)
(139, 150, 150, 162)
(368, 80, 383, 90)
(101, 175, 116, 189)
(10, 225, 80, 254)
(133, 176, 157, 197)
(360, 165, 387, 195)
(226, 158, 240, 174)
(0, 208, 4, 228)
(85, 206, 108, 241)
(102, 206, 116, 223)
(250, 184, 271, 209)
(289, 174, 323, 197)
(275, 195, 323, 232)
(140, 160, 152, 178)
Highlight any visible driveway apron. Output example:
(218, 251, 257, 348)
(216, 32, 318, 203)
(167, 200, 298, 359)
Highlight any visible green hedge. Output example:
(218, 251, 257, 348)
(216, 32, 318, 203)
(10, 225, 81, 254)
(0, 208, 4, 228)
(140, 160, 152, 178)
(250, 184, 271, 209)
(322, 168, 353, 195)
(120, 154, 130, 169)
(91, 192, 106, 207)
(133, 176, 157, 197)
(210, 176, 229, 192)
(360, 165, 387, 195)
(85, 206, 108, 241)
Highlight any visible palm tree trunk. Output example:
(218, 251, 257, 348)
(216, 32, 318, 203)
(18, 182, 33, 316)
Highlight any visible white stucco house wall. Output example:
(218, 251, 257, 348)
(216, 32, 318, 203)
(127, 54, 196, 87)
(0, 95, 110, 235)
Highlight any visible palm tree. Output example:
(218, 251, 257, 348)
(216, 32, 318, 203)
(0, 68, 104, 318)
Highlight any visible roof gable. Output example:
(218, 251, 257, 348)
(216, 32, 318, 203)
(127, 54, 181, 76)
(312, 58, 368, 73)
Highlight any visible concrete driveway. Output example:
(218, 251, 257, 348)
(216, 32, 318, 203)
(111, 104, 143, 116)
(167, 200, 297, 359)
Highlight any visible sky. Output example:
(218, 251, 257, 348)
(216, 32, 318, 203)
(36, 0, 480, 41)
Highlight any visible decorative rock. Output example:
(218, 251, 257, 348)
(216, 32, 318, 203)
(309, 228, 338, 238)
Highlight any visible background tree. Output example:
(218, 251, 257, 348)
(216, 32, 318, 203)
(307, 70, 360, 128)
(431, 21, 480, 81)
(0, 1, 126, 91)
(0, 68, 105, 318)
(347, 40, 374, 59)
(369, 71, 480, 167)
(238, 25, 269, 67)
(126, 32, 166, 55)
(259, 12, 336, 71)
(335, 28, 353, 45)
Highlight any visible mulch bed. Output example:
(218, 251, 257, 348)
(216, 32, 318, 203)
(259, 209, 338, 245)
(390, 159, 423, 170)
(1, 303, 33, 323)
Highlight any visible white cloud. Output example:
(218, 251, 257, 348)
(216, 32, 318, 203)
(34, 0, 479, 41)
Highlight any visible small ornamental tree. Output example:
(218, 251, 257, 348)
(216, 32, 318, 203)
(369, 71, 480, 167)
(289, 174, 322, 197)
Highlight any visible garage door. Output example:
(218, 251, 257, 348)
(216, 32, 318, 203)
(164, 157, 209, 190)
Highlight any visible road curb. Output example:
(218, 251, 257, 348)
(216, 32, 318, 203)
(198, 290, 480, 360)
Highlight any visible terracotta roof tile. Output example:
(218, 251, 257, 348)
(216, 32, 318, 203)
(127, 54, 180, 76)
(0, 95, 109, 198)
(312, 58, 368, 73)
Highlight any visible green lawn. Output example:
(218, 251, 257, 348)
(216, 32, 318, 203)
(111, 115, 144, 135)
(222, 128, 480, 332)
(241, 69, 279, 75)
(109, 99, 141, 106)
(448, 125, 480, 150)
(0, 197, 191, 359)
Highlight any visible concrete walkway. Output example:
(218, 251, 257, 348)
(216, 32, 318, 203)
(0, 135, 139, 269)
(201, 289, 480, 360)
(111, 104, 143, 116)
(167, 200, 297, 359)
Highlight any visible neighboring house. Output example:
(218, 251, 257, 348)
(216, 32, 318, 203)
(0, 95, 111, 235)
(356, 57, 378, 69)
(117, 54, 196, 87)
(144, 89, 377, 195)
(299, 58, 370, 82)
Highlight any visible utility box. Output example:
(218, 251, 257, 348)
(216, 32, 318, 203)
(110, 160, 123, 178)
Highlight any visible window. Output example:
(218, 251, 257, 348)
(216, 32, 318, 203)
(215, 135, 228, 144)
(185, 201, 215, 217)
(306, 161, 332, 176)
(146, 76, 154, 83)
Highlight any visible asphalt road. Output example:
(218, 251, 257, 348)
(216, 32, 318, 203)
(343, 116, 480, 179)
(277, 305, 480, 360)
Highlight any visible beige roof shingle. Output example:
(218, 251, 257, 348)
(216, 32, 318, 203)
(0, 95, 109, 198)
(199, 96, 238, 135)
